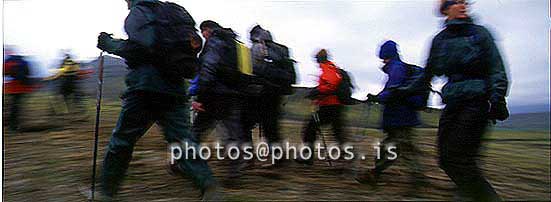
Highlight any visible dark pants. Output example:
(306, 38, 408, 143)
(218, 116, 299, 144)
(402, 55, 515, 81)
(191, 97, 247, 173)
(438, 100, 500, 202)
(302, 105, 345, 154)
(7, 93, 25, 131)
(373, 127, 423, 180)
(59, 76, 83, 112)
(243, 95, 283, 145)
(101, 91, 214, 197)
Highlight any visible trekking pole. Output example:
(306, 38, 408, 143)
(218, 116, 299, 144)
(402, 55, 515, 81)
(90, 51, 105, 201)
(364, 102, 373, 134)
(313, 111, 332, 167)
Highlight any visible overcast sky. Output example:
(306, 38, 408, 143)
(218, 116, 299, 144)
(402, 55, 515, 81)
(3, 0, 550, 110)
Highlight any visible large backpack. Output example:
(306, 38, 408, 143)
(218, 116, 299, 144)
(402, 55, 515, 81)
(401, 64, 430, 110)
(262, 41, 296, 95)
(335, 68, 356, 105)
(139, 1, 202, 80)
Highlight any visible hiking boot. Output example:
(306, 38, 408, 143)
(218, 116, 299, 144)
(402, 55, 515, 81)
(354, 169, 378, 186)
(201, 183, 223, 201)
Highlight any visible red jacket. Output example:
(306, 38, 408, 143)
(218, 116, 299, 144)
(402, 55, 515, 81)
(315, 61, 342, 106)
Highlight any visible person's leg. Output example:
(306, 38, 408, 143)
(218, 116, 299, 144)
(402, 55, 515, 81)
(8, 94, 23, 131)
(301, 113, 318, 161)
(219, 98, 250, 175)
(156, 95, 217, 192)
(101, 92, 155, 197)
(401, 128, 424, 177)
(262, 96, 282, 146)
(373, 128, 401, 175)
(438, 102, 500, 202)
(242, 96, 259, 145)
(328, 105, 346, 146)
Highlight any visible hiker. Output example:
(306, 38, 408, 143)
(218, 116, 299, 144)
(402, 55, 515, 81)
(191, 20, 250, 179)
(3, 47, 34, 133)
(95, 0, 218, 200)
(355, 40, 426, 191)
(45, 53, 86, 114)
(297, 49, 346, 165)
(242, 25, 296, 167)
(402, 0, 510, 201)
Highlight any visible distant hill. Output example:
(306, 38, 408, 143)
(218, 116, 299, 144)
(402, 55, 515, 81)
(496, 112, 550, 131)
(79, 56, 128, 101)
(509, 104, 550, 114)
(79, 57, 551, 131)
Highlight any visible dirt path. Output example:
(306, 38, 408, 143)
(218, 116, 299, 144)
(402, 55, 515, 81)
(3, 104, 550, 201)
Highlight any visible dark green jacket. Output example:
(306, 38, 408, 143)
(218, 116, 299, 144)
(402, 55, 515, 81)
(421, 18, 509, 106)
(103, 0, 187, 97)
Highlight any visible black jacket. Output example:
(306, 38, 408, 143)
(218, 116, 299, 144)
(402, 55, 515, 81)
(196, 28, 244, 101)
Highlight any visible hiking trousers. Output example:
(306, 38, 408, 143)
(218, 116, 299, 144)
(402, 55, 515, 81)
(191, 96, 248, 174)
(373, 127, 424, 180)
(101, 91, 215, 197)
(302, 105, 346, 152)
(438, 100, 501, 202)
(7, 93, 25, 131)
(243, 95, 283, 145)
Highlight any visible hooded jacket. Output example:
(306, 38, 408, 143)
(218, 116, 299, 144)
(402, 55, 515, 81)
(378, 59, 421, 128)
(423, 18, 509, 106)
(195, 28, 244, 101)
(102, 0, 189, 97)
(315, 61, 342, 106)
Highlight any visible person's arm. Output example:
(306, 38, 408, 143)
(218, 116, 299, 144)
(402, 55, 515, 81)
(98, 6, 155, 60)
(481, 27, 509, 121)
(196, 39, 223, 99)
(378, 63, 408, 102)
(399, 39, 437, 97)
(482, 29, 509, 104)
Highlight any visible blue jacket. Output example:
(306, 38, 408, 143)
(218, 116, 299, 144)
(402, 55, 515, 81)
(377, 59, 421, 129)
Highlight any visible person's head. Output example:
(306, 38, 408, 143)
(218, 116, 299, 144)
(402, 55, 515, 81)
(249, 25, 273, 42)
(315, 49, 329, 64)
(440, 0, 469, 20)
(378, 40, 399, 63)
(199, 20, 222, 40)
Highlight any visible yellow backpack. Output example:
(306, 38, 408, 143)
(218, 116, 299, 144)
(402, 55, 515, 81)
(235, 40, 253, 75)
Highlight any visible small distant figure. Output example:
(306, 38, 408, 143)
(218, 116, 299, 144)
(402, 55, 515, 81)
(3, 47, 34, 133)
(45, 53, 88, 114)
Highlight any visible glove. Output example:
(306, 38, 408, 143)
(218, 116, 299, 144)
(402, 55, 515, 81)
(488, 100, 509, 123)
(97, 32, 117, 53)
(366, 94, 379, 103)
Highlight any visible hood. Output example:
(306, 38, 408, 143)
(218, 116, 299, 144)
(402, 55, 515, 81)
(378, 40, 399, 60)
(212, 28, 237, 40)
(250, 25, 273, 43)
(131, 0, 158, 8)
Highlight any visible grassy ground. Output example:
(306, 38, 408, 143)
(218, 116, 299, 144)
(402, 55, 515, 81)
(3, 93, 550, 201)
